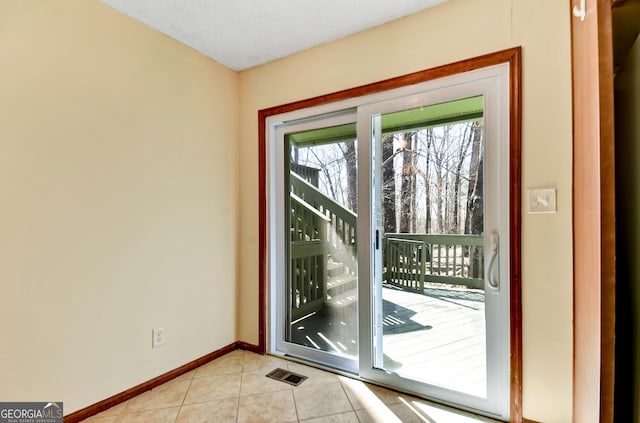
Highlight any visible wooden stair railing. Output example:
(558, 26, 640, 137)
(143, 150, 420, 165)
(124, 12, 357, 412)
(290, 172, 357, 273)
(289, 171, 358, 318)
(290, 193, 330, 319)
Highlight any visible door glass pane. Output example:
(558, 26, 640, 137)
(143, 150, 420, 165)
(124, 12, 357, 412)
(285, 123, 358, 359)
(373, 96, 487, 397)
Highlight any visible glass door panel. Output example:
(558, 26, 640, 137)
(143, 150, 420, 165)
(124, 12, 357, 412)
(373, 98, 487, 397)
(277, 118, 359, 372)
(359, 74, 510, 420)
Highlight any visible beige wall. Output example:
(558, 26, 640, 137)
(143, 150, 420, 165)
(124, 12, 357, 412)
(1, 0, 574, 420)
(0, 0, 239, 413)
(238, 0, 573, 421)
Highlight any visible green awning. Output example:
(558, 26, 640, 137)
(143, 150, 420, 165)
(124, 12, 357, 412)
(288, 122, 357, 147)
(380, 95, 483, 135)
(288, 95, 483, 147)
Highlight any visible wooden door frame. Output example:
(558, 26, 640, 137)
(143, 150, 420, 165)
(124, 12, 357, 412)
(258, 47, 523, 422)
(570, 0, 616, 422)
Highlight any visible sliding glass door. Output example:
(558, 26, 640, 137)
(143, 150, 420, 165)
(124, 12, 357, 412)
(268, 62, 513, 420)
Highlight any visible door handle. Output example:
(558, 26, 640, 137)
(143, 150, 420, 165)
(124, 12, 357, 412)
(487, 232, 499, 289)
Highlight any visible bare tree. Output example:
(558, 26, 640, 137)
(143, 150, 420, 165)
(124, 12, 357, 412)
(464, 122, 484, 236)
(381, 135, 396, 234)
(452, 123, 473, 233)
(339, 142, 358, 213)
(464, 122, 483, 278)
(399, 132, 417, 233)
(410, 132, 418, 232)
(432, 128, 447, 233)
(291, 121, 482, 240)
(422, 129, 433, 233)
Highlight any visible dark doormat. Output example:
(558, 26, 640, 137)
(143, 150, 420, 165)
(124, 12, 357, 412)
(266, 368, 308, 387)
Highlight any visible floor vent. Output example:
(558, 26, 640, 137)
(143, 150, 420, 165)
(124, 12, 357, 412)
(266, 368, 308, 387)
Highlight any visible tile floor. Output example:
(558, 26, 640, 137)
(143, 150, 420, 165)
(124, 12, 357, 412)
(81, 349, 499, 423)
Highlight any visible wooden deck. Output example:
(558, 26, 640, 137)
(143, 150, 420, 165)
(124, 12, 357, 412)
(289, 283, 486, 398)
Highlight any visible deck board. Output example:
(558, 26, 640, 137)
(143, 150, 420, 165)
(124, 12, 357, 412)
(289, 283, 487, 398)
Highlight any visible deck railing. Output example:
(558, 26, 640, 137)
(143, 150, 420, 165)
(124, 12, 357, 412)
(385, 233, 484, 292)
(290, 163, 320, 188)
(289, 170, 484, 318)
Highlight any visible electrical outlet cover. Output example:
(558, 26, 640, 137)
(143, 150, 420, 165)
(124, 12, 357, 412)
(152, 328, 165, 348)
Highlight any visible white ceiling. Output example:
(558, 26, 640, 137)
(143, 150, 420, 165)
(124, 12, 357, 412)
(101, 0, 448, 71)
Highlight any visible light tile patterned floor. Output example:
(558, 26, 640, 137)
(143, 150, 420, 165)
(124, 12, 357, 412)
(81, 350, 499, 423)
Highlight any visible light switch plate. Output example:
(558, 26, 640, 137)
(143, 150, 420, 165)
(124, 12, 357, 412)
(528, 188, 557, 213)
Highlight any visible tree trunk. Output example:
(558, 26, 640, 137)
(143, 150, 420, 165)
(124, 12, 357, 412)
(435, 136, 444, 234)
(453, 123, 473, 233)
(400, 133, 412, 233)
(410, 132, 418, 232)
(464, 122, 484, 236)
(464, 122, 483, 278)
(424, 129, 432, 233)
(343, 142, 358, 213)
(382, 135, 396, 234)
